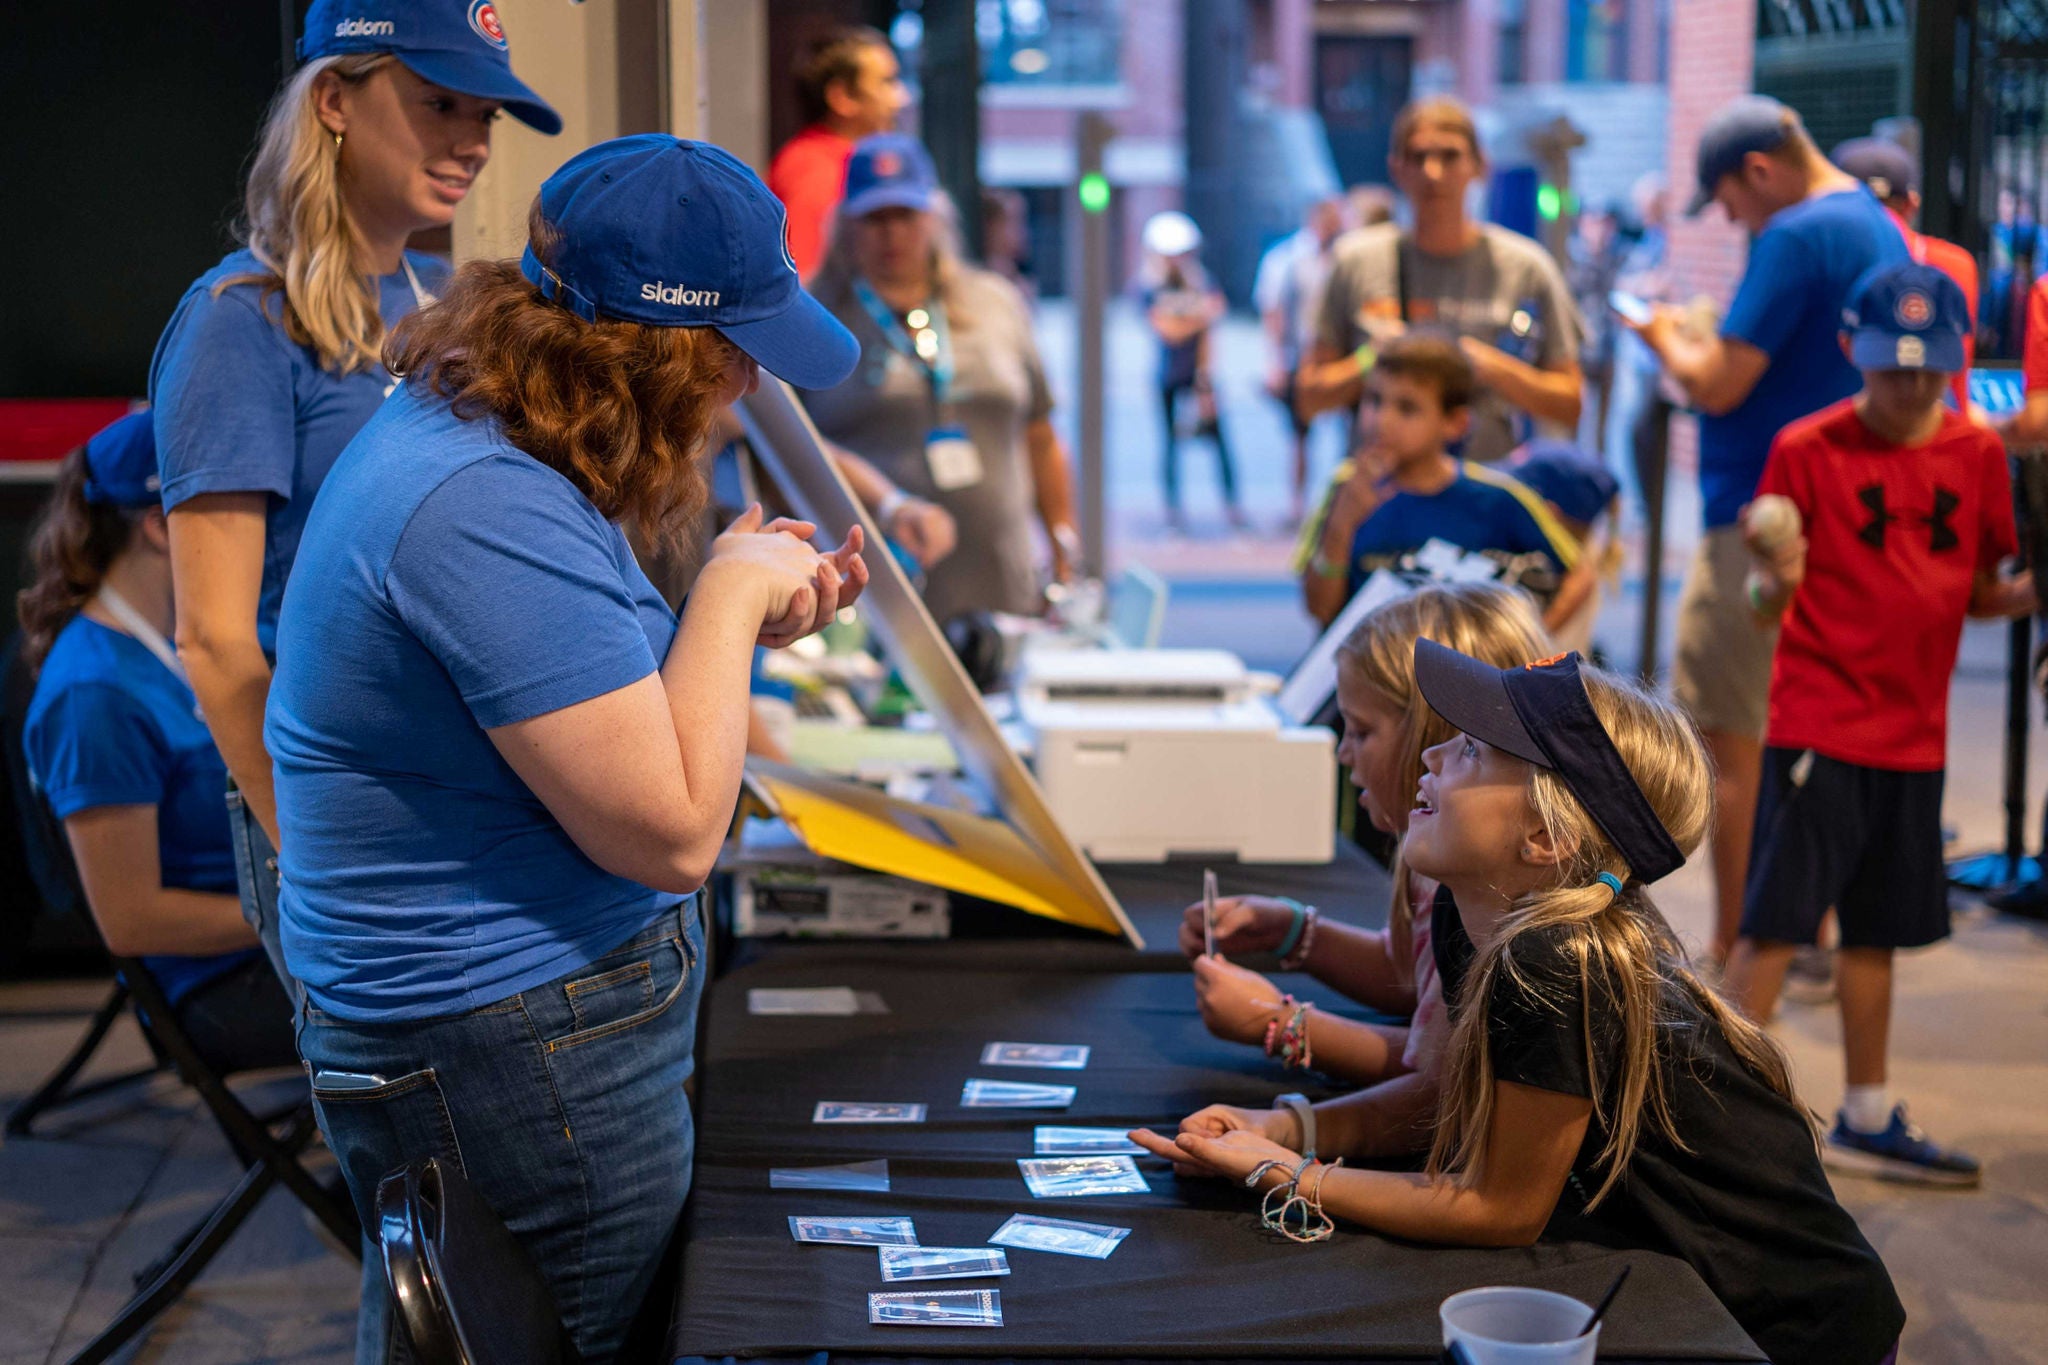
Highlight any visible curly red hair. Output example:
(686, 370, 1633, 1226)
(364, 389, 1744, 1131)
(384, 203, 741, 542)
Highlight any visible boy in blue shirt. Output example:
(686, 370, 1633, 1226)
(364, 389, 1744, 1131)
(1298, 335, 1579, 629)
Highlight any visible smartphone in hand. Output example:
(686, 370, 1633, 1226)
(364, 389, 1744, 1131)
(1608, 290, 1654, 327)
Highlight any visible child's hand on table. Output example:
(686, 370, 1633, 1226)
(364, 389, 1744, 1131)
(1192, 955, 1286, 1045)
(1176, 895, 1296, 958)
(1129, 1112, 1303, 1186)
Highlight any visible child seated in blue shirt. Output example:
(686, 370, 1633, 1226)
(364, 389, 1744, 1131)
(1297, 336, 1579, 632)
(1505, 438, 1623, 653)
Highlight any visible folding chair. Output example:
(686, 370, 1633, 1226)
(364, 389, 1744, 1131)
(62, 953, 362, 1365)
(1, 630, 168, 1134)
(378, 1158, 582, 1365)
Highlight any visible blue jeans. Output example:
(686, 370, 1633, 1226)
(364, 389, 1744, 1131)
(298, 899, 704, 1364)
(224, 783, 299, 1003)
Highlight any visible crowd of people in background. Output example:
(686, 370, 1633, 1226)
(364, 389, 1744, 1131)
(16, 7, 2046, 1358)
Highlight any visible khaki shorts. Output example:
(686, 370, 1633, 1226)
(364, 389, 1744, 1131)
(1672, 525, 1778, 738)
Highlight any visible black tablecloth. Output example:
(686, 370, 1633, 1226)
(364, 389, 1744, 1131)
(668, 936, 1764, 1362)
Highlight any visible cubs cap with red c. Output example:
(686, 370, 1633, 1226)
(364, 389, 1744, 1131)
(842, 134, 939, 218)
(520, 135, 860, 390)
(1841, 261, 1969, 374)
(298, 0, 562, 135)
(1413, 640, 1688, 884)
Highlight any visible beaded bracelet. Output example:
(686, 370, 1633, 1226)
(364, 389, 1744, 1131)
(1279, 906, 1320, 972)
(1260, 1155, 1342, 1243)
(1262, 995, 1315, 1070)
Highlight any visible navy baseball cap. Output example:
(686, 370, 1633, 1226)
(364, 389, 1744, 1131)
(81, 412, 160, 509)
(1841, 261, 1970, 374)
(520, 136, 859, 389)
(1686, 95, 1796, 217)
(842, 134, 938, 218)
(1414, 640, 1687, 884)
(1509, 441, 1621, 527)
(1833, 137, 1919, 201)
(298, 0, 561, 135)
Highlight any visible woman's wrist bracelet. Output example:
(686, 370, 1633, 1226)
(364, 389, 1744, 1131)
(1278, 904, 1320, 971)
(1352, 343, 1377, 375)
(875, 488, 911, 525)
(1273, 898, 1309, 958)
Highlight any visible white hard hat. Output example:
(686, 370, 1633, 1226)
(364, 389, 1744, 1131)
(1143, 210, 1203, 257)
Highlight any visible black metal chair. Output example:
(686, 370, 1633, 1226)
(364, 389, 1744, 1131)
(378, 1158, 582, 1365)
(1, 630, 168, 1134)
(61, 951, 362, 1365)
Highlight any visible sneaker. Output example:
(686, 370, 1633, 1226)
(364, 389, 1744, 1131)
(1986, 877, 2048, 922)
(1824, 1105, 1982, 1188)
(1781, 944, 1836, 1005)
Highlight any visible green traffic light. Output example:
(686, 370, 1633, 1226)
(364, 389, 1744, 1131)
(1078, 172, 1110, 214)
(1537, 184, 1562, 221)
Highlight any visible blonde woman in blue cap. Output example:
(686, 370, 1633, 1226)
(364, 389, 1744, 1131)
(17, 414, 296, 1076)
(149, 0, 560, 993)
(269, 135, 865, 1362)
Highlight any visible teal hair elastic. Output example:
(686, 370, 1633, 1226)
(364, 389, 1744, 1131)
(1595, 872, 1624, 899)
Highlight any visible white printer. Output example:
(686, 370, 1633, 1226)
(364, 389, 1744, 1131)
(1014, 648, 1335, 864)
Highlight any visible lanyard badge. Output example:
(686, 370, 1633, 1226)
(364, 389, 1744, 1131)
(854, 279, 981, 491)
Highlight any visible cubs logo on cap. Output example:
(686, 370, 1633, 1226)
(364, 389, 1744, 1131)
(1842, 260, 1969, 375)
(298, 0, 561, 134)
(469, 0, 507, 49)
(841, 133, 939, 219)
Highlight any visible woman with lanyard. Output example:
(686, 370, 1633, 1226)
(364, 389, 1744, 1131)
(148, 0, 559, 990)
(268, 136, 865, 1361)
(805, 134, 1081, 625)
(19, 414, 295, 1074)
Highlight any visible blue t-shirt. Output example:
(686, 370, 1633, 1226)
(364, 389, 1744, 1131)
(1701, 188, 1909, 528)
(1344, 462, 1575, 596)
(149, 248, 452, 653)
(267, 383, 680, 1022)
(23, 617, 256, 1005)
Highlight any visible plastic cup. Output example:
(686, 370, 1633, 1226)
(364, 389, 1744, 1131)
(1440, 1286, 1599, 1365)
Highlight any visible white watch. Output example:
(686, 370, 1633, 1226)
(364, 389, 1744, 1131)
(1276, 1091, 1315, 1160)
(874, 489, 912, 526)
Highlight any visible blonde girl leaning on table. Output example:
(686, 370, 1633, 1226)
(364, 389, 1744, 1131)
(1183, 582, 1547, 1142)
(1137, 645, 1905, 1365)
(148, 0, 560, 988)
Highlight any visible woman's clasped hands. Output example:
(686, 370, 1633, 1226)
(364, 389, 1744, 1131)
(710, 503, 870, 648)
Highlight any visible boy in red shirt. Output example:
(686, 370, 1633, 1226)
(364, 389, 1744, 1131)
(1728, 263, 2035, 1185)
(767, 26, 908, 279)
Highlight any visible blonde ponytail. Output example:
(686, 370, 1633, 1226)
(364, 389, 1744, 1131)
(1426, 667, 1811, 1208)
(220, 54, 394, 375)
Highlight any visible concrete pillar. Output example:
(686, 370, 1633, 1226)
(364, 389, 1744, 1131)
(1626, 0, 1662, 84)
(1525, 0, 1569, 86)
(1460, 0, 1502, 108)
(1272, 0, 1314, 109)
(451, 0, 623, 264)
(701, 0, 770, 169)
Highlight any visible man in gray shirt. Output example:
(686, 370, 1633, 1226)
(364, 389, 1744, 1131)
(1298, 97, 1584, 464)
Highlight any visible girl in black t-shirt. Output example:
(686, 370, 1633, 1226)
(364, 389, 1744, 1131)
(1134, 646, 1903, 1365)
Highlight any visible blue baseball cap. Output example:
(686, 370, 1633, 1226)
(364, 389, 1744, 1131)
(81, 412, 160, 509)
(298, 0, 561, 135)
(520, 136, 860, 390)
(1841, 261, 1970, 374)
(1686, 95, 1796, 217)
(1509, 441, 1621, 526)
(1833, 137, 1919, 201)
(1414, 641, 1687, 885)
(842, 135, 939, 218)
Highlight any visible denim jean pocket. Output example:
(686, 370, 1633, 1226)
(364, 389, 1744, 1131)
(307, 1065, 467, 1235)
(564, 960, 654, 1032)
(545, 932, 691, 1053)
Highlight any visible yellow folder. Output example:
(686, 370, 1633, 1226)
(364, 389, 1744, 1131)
(742, 761, 1138, 942)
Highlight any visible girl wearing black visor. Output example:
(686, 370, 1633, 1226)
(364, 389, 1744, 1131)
(1135, 644, 1904, 1365)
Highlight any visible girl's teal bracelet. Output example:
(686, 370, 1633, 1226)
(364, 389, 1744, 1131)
(1274, 898, 1309, 960)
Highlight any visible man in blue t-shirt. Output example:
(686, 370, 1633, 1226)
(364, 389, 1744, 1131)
(1297, 336, 1579, 629)
(1627, 95, 1910, 961)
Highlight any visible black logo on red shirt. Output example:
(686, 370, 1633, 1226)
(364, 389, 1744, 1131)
(1857, 484, 1960, 552)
